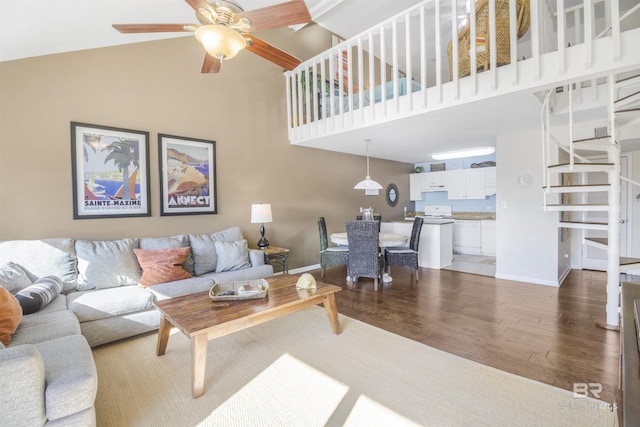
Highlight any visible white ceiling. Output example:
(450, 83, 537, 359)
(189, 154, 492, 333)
(0, 0, 426, 62)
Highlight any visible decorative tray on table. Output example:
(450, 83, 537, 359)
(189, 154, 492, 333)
(209, 279, 269, 301)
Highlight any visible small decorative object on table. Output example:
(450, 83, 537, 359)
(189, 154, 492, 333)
(209, 279, 269, 301)
(295, 273, 317, 290)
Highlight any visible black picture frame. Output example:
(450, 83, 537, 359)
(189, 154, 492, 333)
(158, 134, 217, 216)
(386, 183, 399, 207)
(70, 122, 151, 219)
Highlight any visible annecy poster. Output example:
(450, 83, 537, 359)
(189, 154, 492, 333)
(159, 134, 216, 216)
(71, 123, 150, 219)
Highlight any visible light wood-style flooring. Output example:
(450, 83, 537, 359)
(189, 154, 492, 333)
(311, 266, 621, 405)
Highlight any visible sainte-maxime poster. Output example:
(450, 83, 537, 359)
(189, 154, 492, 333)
(158, 134, 217, 216)
(71, 122, 151, 219)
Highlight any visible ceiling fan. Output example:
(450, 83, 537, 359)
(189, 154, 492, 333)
(113, 0, 311, 73)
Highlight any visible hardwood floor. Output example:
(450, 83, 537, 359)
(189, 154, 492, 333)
(311, 266, 621, 405)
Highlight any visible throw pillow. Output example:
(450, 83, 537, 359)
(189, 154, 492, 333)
(133, 247, 192, 287)
(75, 238, 141, 290)
(0, 262, 34, 294)
(0, 286, 22, 346)
(15, 276, 64, 315)
(214, 240, 251, 273)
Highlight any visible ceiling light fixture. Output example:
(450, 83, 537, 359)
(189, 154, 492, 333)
(432, 147, 495, 160)
(354, 139, 383, 191)
(195, 25, 246, 60)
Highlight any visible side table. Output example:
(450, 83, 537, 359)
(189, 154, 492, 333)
(259, 246, 290, 274)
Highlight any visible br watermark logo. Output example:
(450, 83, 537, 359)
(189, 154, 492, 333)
(573, 382, 602, 399)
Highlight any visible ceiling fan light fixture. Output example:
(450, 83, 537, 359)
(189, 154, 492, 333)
(195, 25, 246, 60)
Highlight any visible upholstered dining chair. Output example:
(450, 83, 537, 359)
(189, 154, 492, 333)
(384, 216, 424, 281)
(356, 215, 382, 231)
(318, 217, 349, 278)
(346, 220, 384, 291)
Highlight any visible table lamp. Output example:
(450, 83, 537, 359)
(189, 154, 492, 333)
(251, 203, 272, 249)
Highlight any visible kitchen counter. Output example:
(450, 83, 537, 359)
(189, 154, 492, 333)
(381, 221, 453, 269)
(404, 211, 495, 220)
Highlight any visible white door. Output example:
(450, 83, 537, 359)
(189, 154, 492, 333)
(581, 155, 629, 270)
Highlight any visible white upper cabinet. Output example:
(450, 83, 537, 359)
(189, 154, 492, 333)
(423, 171, 448, 192)
(410, 173, 423, 201)
(484, 167, 496, 196)
(447, 169, 486, 200)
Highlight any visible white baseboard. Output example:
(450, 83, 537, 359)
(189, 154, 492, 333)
(494, 273, 560, 287)
(287, 264, 320, 275)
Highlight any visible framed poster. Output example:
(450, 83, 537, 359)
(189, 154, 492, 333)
(70, 122, 151, 219)
(158, 134, 217, 216)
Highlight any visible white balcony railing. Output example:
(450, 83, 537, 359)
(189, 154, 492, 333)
(285, 0, 640, 145)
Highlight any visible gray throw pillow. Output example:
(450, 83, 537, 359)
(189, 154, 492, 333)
(189, 227, 244, 275)
(0, 262, 34, 294)
(214, 240, 251, 273)
(15, 276, 63, 314)
(75, 238, 141, 290)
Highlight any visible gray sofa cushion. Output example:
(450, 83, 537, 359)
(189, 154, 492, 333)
(189, 227, 244, 275)
(75, 238, 141, 290)
(35, 335, 97, 422)
(0, 239, 77, 290)
(67, 286, 155, 323)
(9, 310, 80, 347)
(139, 234, 194, 276)
(0, 344, 47, 426)
(146, 277, 215, 301)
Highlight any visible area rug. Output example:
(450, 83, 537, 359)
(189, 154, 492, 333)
(92, 307, 616, 427)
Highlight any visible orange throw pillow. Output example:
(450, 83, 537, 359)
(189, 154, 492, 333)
(0, 286, 23, 346)
(134, 247, 192, 287)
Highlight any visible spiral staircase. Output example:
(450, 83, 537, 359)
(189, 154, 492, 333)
(543, 72, 640, 329)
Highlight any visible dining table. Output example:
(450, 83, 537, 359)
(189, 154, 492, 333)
(329, 232, 409, 283)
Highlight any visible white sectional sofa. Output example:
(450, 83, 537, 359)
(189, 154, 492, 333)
(0, 226, 274, 426)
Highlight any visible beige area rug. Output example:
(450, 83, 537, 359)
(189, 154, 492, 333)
(93, 307, 616, 427)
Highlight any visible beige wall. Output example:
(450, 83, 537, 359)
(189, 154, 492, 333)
(0, 25, 412, 269)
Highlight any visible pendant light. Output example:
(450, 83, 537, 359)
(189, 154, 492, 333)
(354, 139, 383, 190)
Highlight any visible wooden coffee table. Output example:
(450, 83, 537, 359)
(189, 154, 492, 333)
(153, 275, 342, 398)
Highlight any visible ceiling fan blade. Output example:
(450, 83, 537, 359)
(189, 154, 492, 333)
(243, 34, 301, 71)
(185, 0, 217, 21)
(112, 24, 196, 33)
(234, 0, 311, 32)
(201, 54, 222, 73)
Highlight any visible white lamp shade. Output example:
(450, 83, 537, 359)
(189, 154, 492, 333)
(251, 204, 272, 223)
(354, 177, 383, 190)
(195, 25, 246, 60)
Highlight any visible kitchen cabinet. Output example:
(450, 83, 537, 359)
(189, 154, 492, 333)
(409, 171, 448, 201)
(481, 220, 496, 256)
(484, 167, 496, 196)
(409, 173, 423, 201)
(423, 171, 448, 192)
(453, 220, 482, 255)
(447, 169, 486, 200)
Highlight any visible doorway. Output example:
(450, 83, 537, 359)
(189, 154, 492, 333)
(581, 154, 631, 270)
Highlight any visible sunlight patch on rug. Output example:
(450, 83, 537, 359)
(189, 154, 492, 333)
(197, 353, 348, 426)
(343, 395, 422, 427)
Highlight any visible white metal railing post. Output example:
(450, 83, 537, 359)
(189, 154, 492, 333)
(357, 38, 364, 122)
(392, 20, 400, 114)
(611, 0, 621, 60)
(489, 0, 497, 89)
(584, 0, 593, 68)
(530, 0, 540, 79)
(569, 82, 574, 170)
(405, 13, 413, 111)
(558, 0, 566, 73)
(509, 0, 517, 85)
(419, 6, 427, 106)
(452, 0, 459, 97)
(435, 0, 442, 103)
(368, 33, 375, 121)
(380, 27, 387, 118)
(470, 0, 477, 93)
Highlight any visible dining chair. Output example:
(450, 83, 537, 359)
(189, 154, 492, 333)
(356, 215, 382, 231)
(384, 216, 424, 281)
(346, 220, 383, 291)
(318, 217, 349, 278)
